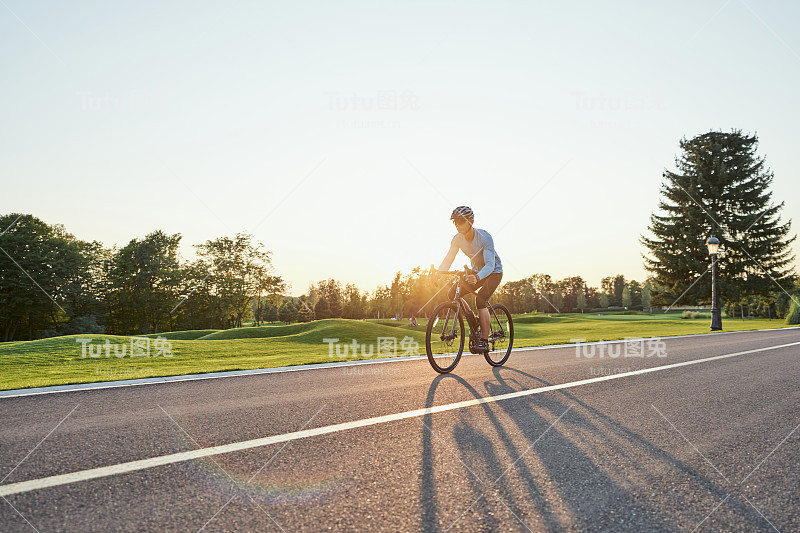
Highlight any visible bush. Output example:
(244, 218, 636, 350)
(681, 311, 709, 319)
(786, 300, 800, 325)
(61, 315, 106, 335)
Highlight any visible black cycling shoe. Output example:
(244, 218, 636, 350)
(474, 339, 490, 353)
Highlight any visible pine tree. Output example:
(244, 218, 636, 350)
(314, 298, 332, 319)
(642, 131, 796, 306)
(297, 299, 314, 322)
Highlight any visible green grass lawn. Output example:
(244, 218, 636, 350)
(0, 314, 794, 391)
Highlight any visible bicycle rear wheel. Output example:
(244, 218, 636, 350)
(484, 303, 513, 366)
(426, 302, 465, 373)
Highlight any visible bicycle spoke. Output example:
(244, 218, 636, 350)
(426, 303, 464, 373)
(484, 304, 514, 366)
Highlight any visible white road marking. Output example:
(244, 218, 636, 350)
(1, 339, 798, 498)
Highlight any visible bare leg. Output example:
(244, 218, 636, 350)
(478, 308, 490, 340)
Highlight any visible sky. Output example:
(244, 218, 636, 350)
(2, 0, 799, 296)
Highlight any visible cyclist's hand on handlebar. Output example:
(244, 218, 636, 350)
(465, 274, 478, 285)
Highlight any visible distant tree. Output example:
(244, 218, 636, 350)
(585, 286, 600, 308)
(551, 291, 563, 313)
(389, 271, 404, 318)
(622, 286, 632, 308)
(342, 283, 367, 319)
(613, 276, 626, 306)
(192, 233, 285, 329)
(773, 281, 800, 319)
(69, 240, 111, 326)
(328, 295, 343, 318)
(297, 299, 314, 322)
(642, 131, 796, 307)
(628, 280, 643, 308)
(641, 284, 653, 309)
(265, 305, 279, 323)
(600, 275, 625, 307)
(369, 285, 392, 318)
(786, 300, 800, 325)
(576, 286, 586, 312)
(599, 293, 610, 308)
(496, 279, 526, 314)
(314, 298, 332, 319)
(401, 267, 440, 318)
(557, 276, 585, 311)
(311, 279, 343, 318)
(0, 214, 90, 340)
(278, 301, 298, 323)
(530, 274, 554, 312)
(107, 230, 183, 334)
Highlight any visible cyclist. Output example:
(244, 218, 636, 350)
(437, 206, 503, 352)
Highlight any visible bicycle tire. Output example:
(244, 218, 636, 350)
(484, 303, 514, 366)
(426, 302, 465, 373)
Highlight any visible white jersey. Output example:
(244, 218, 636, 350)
(438, 228, 503, 280)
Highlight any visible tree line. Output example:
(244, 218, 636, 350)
(0, 213, 662, 341)
(252, 271, 657, 325)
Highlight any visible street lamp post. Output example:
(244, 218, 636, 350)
(707, 236, 722, 331)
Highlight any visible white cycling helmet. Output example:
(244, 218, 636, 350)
(450, 206, 474, 221)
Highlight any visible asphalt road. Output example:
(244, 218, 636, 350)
(1, 328, 799, 532)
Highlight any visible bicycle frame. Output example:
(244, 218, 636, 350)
(439, 269, 505, 343)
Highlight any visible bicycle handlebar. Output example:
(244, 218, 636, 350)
(435, 266, 475, 276)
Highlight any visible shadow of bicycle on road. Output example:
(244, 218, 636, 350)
(418, 366, 774, 532)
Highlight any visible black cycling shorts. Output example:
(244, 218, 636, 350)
(448, 272, 503, 310)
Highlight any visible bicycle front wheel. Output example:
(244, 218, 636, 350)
(484, 304, 513, 366)
(426, 302, 465, 373)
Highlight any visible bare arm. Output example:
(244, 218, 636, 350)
(437, 235, 459, 272)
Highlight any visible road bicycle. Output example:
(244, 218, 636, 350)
(425, 267, 514, 373)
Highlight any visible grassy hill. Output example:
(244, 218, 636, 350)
(0, 320, 427, 391)
(0, 315, 793, 391)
